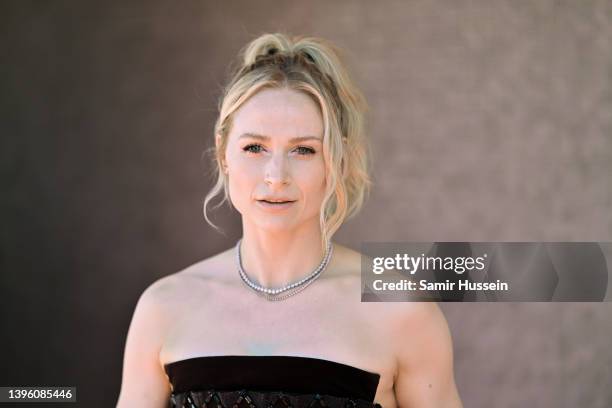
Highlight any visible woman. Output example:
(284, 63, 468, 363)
(116, 33, 462, 408)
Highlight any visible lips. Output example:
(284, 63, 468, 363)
(256, 199, 296, 211)
(257, 198, 296, 203)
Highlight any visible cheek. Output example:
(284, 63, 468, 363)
(296, 160, 327, 199)
(227, 161, 260, 209)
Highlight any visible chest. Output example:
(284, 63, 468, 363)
(160, 277, 374, 362)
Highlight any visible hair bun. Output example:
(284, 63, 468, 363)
(241, 33, 292, 67)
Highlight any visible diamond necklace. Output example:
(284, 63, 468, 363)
(235, 238, 333, 301)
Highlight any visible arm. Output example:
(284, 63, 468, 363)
(393, 303, 462, 408)
(116, 282, 172, 408)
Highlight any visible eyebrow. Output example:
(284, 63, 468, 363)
(238, 132, 322, 143)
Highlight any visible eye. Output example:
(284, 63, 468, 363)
(243, 144, 264, 154)
(295, 146, 316, 155)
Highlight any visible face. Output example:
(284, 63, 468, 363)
(221, 87, 327, 232)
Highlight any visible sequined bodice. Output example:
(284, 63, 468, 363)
(164, 355, 382, 408)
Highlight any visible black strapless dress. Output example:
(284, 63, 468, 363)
(164, 355, 382, 408)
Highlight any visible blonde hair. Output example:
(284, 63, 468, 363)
(203, 33, 372, 250)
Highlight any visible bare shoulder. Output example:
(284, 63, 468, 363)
(384, 302, 450, 343)
(360, 300, 447, 333)
(358, 301, 453, 371)
(383, 302, 462, 407)
(141, 247, 236, 307)
(328, 245, 439, 327)
(116, 250, 237, 408)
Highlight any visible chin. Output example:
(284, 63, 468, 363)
(255, 220, 299, 233)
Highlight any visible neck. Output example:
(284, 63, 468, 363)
(238, 220, 330, 288)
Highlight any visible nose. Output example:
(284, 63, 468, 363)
(264, 153, 291, 186)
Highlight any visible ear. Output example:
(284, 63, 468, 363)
(216, 134, 228, 174)
(215, 133, 222, 149)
